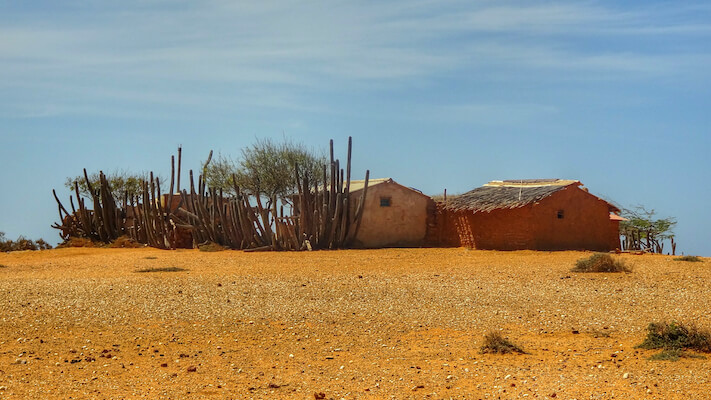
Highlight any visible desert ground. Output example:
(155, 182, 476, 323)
(0, 247, 709, 399)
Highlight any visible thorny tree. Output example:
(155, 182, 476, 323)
(620, 205, 677, 254)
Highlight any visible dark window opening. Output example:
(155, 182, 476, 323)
(380, 197, 391, 207)
(557, 210, 565, 219)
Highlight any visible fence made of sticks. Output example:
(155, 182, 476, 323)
(52, 138, 369, 251)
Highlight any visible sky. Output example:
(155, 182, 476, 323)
(1, 0, 709, 255)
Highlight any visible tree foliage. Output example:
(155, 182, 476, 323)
(203, 138, 326, 199)
(65, 170, 149, 200)
(620, 205, 676, 254)
(201, 153, 239, 194)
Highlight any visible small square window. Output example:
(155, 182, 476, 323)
(557, 210, 564, 219)
(380, 197, 391, 207)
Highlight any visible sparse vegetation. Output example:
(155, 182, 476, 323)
(588, 329, 612, 338)
(480, 331, 527, 354)
(0, 264, 7, 268)
(106, 236, 143, 248)
(65, 170, 150, 200)
(0, 231, 53, 252)
(136, 267, 187, 273)
(198, 242, 227, 252)
(637, 321, 711, 360)
(674, 255, 702, 262)
(57, 237, 96, 248)
(648, 349, 683, 361)
(619, 205, 676, 254)
(572, 253, 631, 273)
(58, 236, 144, 249)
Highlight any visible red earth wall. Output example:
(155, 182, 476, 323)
(430, 186, 621, 251)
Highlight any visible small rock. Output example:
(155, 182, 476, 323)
(160, 363, 168, 368)
(0, 386, 6, 391)
(623, 373, 630, 379)
(187, 366, 197, 372)
(314, 392, 326, 399)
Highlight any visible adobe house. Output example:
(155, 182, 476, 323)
(347, 178, 434, 248)
(432, 179, 622, 251)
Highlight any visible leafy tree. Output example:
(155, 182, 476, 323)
(202, 152, 239, 194)
(620, 205, 676, 254)
(65, 170, 149, 200)
(203, 138, 326, 199)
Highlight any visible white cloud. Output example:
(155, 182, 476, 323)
(0, 1, 709, 118)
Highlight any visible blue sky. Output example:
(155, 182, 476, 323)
(1, 1, 709, 255)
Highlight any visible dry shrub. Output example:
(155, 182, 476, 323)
(588, 329, 612, 338)
(107, 236, 143, 248)
(0, 233, 53, 252)
(198, 242, 226, 252)
(637, 321, 711, 360)
(480, 332, 526, 354)
(673, 255, 702, 262)
(136, 267, 187, 273)
(649, 348, 684, 361)
(572, 253, 631, 273)
(59, 237, 96, 248)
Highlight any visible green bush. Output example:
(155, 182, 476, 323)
(637, 321, 711, 360)
(480, 332, 526, 354)
(572, 253, 631, 273)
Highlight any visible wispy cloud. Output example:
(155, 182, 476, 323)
(428, 102, 560, 126)
(0, 1, 710, 119)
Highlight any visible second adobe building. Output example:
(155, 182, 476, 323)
(346, 178, 623, 252)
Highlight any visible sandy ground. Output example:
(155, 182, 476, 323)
(0, 247, 709, 399)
